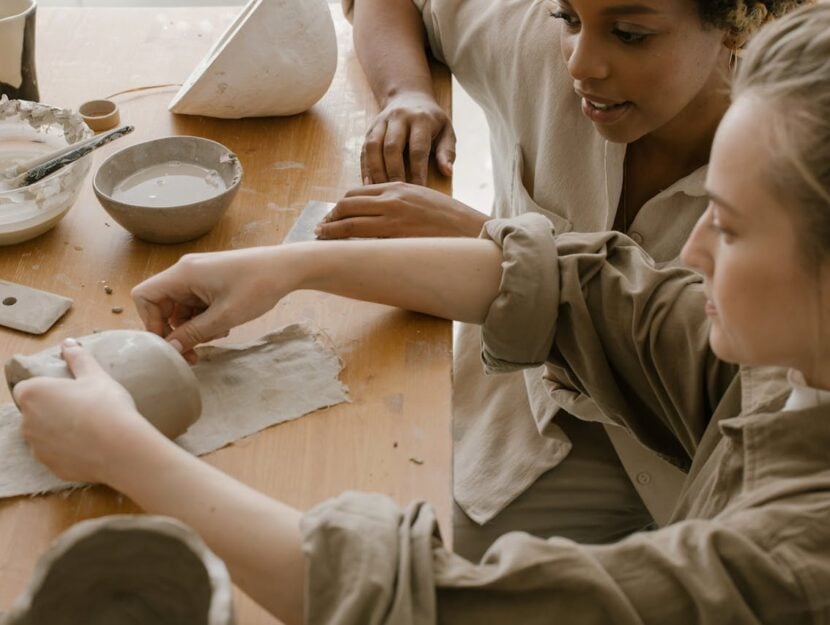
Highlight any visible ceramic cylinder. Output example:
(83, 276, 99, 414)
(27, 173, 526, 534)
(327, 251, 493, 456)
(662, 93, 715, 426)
(4, 330, 202, 439)
(0, 515, 235, 625)
(0, 0, 39, 102)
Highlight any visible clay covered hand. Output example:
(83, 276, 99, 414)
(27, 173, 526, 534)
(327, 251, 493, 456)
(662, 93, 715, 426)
(315, 182, 489, 239)
(132, 247, 289, 360)
(14, 341, 163, 485)
(362, 91, 455, 186)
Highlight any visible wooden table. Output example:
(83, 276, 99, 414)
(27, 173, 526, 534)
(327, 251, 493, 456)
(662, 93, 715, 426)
(0, 7, 452, 623)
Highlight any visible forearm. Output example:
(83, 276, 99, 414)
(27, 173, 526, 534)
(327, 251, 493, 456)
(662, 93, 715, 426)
(353, 0, 435, 107)
(284, 237, 503, 323)
(107, 428, 305, 625)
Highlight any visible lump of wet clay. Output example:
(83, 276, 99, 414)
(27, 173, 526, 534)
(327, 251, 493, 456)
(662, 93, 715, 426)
(168, 0, 337, 118)
(1, 515, 234, 625)
(4, 330, 201, 439)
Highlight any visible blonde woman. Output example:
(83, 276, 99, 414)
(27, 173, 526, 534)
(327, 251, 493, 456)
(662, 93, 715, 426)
(323, 0, 814, 559)
(15, 4, 830, 623)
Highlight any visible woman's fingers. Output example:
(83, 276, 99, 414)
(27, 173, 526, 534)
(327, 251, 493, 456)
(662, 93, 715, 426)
(435, 124, 457, 177)
(361, 120, 388, 185)
(408, 120, 434, 186)
(163, 308, 229, 357)
(316, 215, 390, 240)
(383, 117, 409, 182)
(61, 341, 106, 379)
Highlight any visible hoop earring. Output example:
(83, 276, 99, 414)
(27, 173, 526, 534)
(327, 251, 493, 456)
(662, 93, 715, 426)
(729, 47, 739, 72)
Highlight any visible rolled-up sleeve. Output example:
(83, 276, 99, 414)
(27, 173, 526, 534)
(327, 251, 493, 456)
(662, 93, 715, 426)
(301, 491, 814, 625)
(480, 214, 737, 465)
(301, 492, 439, 625)
(480, 213, 559, 373)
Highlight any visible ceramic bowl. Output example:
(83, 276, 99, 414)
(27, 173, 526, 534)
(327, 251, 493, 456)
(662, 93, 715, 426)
(1, 515, 235, 625)
(0, 98, 93, 246)
(93, 135, 243, 244)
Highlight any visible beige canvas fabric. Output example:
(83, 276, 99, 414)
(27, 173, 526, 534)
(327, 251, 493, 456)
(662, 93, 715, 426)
(0, 324, 347, 498)
(300, 214, 830, 624)
(344, 0, 699, 526)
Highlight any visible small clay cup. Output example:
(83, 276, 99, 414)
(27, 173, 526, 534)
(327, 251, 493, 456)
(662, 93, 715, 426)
(78, 98, 120, 132)
(1, 515, 235, 625)
(4, 330, 201, 439)
(93, 136, 243, 244)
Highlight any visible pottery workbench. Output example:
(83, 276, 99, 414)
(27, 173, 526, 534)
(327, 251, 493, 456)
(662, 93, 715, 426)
(0, 6, 452, 623)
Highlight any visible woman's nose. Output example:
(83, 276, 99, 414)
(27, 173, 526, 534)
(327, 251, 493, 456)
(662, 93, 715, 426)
(681, 208, 715, 275)
(565, 32, 611, 83)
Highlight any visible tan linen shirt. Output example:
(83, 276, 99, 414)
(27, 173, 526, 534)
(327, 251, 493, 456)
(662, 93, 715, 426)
(301, 214, 830, 624)
(345, 0, 703, 523)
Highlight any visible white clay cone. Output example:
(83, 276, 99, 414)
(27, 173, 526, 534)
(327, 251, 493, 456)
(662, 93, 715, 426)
(169, 0, 337, 119)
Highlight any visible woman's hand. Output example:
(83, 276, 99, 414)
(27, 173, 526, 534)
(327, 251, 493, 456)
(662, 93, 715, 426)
(14, 340, 161, 485)
(362, 91, 455, 186)
(316, 182, 488, 239)
(131, 248, 287, 361)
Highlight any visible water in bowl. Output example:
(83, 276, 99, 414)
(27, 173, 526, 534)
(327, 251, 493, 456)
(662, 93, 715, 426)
(112, 161, 226, 208)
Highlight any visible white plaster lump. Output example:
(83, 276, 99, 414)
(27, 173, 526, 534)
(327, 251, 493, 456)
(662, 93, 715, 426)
(169, 0, 338, 119)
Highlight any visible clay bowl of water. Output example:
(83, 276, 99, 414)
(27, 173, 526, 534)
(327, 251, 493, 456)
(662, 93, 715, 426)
(0, 98, 93, 246)
(93, 136, 243, 244)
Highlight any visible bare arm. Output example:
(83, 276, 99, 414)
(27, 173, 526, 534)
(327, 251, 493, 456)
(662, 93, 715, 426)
(347, 0, 458, 198)
(14, 345, 306, 625)
(352, 0, 434, 111)
(109, 428, 306, 625)
(132, 237, 504, 356)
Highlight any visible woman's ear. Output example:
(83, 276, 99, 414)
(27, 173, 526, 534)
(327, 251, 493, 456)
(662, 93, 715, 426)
(722, 30, 748, 53)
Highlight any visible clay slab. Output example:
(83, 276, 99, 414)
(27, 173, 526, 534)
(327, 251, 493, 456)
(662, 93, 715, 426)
(0, 280, 71, 334)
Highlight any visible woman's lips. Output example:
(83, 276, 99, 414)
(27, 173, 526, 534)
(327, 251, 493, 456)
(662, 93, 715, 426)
(580, 97, 632, 124)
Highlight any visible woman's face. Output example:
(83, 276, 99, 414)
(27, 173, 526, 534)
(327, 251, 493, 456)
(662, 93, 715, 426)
(553, 0, 728, 143)
(681, 96, 825, 376)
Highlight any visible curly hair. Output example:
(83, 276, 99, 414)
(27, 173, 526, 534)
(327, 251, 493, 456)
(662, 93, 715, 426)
(697, 0, 815, 36)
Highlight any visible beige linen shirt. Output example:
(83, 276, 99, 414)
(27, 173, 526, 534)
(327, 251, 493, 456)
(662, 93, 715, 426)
(301, 214, 830, 624)
(345, 0, 704, 523)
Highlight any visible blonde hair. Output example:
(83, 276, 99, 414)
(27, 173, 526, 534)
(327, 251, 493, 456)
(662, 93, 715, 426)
(733, 2, 830, 263)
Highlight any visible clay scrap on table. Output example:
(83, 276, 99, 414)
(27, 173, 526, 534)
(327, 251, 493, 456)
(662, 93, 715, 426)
(0, 323, 348, 499)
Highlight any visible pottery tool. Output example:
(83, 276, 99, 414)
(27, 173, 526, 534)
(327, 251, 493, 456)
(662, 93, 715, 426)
(282, 200, 334, 244)
(0, 124, 133, 189)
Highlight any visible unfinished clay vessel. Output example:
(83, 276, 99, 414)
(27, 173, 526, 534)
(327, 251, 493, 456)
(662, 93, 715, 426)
(1, 515, 235, 625)
(5, 330, 201, 439)
(168, 0, 337, 118)
(93, 136, 242, 244)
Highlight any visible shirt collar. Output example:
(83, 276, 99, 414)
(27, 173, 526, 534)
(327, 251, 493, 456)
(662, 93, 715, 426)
(785, 369, 830, 411)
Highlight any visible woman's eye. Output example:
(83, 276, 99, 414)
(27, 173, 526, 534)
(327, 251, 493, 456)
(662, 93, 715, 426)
(550, 10, 580, 29)
(614, 29, 649, 44)
(709, 220, 735, 243)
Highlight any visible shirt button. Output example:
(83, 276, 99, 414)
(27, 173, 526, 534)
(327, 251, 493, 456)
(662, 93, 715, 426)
(630, 231, 644, 245)
(636, 472, 652, 485)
